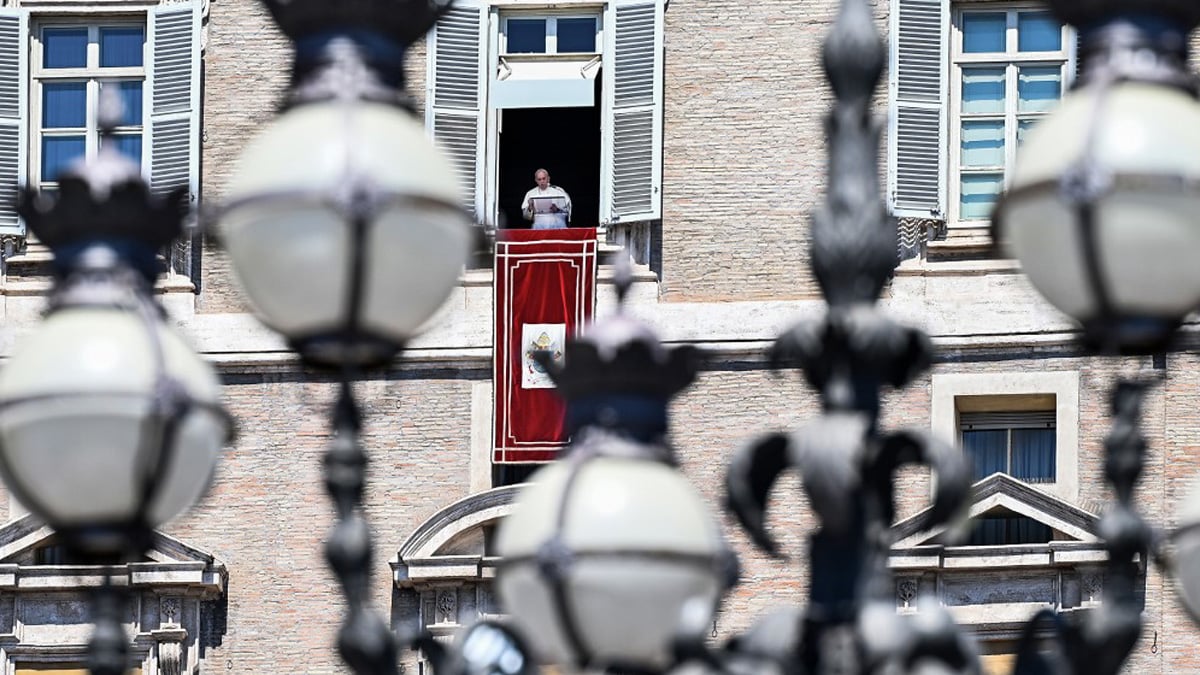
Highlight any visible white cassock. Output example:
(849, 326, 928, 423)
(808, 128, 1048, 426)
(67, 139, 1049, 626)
(521, 185, 572, 229)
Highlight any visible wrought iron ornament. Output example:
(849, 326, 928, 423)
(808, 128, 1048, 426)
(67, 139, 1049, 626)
(723, 0, 973, 673)
(324, 380, 400, 675)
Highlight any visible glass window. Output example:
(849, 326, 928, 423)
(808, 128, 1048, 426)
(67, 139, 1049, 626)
(962, 13, 1006, 53)
(1018, 11, 1061, 52)
(104, 134, 143, 165)
(960, 174, 1004, 220)
(41, 136, 86, 182)
(1017, 66, 1062, 112)
(507, 19, 547, 53)
(34, 22, 148, 187)
(42, 82, 87, 128)
(557, 18, 598, 53)
(43, 28, 88, 69)
(961, 121, 1005, 167)
(961, 67, 1005, 114)
(99, 26, 145, 68)
(961, 413, 1056, 483)
(952, 7, 1069, 223)
(102, 80, 143, 125)
(968, 514, 1053, 546)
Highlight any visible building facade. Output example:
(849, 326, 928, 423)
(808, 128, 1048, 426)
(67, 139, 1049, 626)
(0, 0, 1191, 673)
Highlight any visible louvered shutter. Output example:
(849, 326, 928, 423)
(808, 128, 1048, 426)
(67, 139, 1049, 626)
(600, 0, 664, 224)
(427, 0, 488, 222)
(0, 10, 27, 237)
(887, 0, 947, 219)
(149, 0, 201, 276)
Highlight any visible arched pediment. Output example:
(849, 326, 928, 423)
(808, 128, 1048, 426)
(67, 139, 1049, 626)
(392, 485, 520, 587)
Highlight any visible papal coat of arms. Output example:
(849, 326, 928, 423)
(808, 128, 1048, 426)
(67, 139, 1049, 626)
(521, 323, 565, 389)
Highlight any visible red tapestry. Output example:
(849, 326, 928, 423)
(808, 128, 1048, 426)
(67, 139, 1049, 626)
(494, 229, 597, 463)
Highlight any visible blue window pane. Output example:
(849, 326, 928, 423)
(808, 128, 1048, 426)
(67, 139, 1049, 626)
(557, 18, 597, 53)
(507, 19, 547, 53)
(100, 26, 145, 67)
(43, 28, 88, 69)
(963, 429, 1007, 482)
(104, 134, 143, 165)
(42, 82, 87, 128)
(1018, 12, 1061, 52)
(41, 136, 86, 182)
(962, 13, 1006, 53)
(960, 173, 1004, 220)
(1011, 428, 1056, 482)
(961, 121, 1004, 168)
(102, 80, 144, 125)
(961, 67, 1005, 114)
(1018, 66, 1062, 113)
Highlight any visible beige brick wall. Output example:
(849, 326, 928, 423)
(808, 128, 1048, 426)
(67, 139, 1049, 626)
(165, 372, 477, 674)
(660, 0, 888, 302)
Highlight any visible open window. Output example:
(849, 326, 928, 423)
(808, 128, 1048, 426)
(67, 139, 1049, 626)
(427, 0, 664, 231)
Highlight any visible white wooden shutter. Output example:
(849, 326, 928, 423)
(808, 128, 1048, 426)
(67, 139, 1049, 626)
(887, 0, 947, 219)
(428, 0, 488, 222)
(149, 0, 201, 277)
(148, 1, 200, 202)
(0, 9, 27, 237)
(600, 0, 664, 224)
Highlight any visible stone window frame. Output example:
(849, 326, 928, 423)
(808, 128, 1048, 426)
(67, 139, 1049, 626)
(931, 371, 1079, 502)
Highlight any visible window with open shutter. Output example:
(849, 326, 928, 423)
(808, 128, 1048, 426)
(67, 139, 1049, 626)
(0, 9, 27, 238)
(888, 0, 947, 219)
(600, 0, 663, 225)
(428, 0, 489, 223)
(149, 0, 200, 277)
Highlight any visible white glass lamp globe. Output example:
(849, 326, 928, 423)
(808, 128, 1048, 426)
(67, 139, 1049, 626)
(997, 82, 1200, 351)
(0, 307, 228, 553)
(496, 457, 725, 671)
(219, 101, 475, 366)
(1174, 482, 1200, 624)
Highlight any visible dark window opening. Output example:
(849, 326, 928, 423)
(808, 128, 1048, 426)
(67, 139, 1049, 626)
(34, 544, 133, 566)
(506, 19, 547, 53)
(968, 513, 1053, 546)
(961, 411, 1055, 483)
(496, 75, 602, 230)
(558, 18, 599, 52)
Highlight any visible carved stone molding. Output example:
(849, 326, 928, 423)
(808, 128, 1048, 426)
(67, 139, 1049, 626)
(160, 596, 182, 627)
(152, 627, 188, 675)
(896, 577, 918, 608)
(1082, 573, 1103, 603)
(436, 589, 457, 625)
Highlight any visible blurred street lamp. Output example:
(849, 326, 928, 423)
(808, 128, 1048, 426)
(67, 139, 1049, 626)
(995, 0, 1200, 353)
(495, 268, 732, 673)
(0, 94, 233, 675)
(213, 2, 478, 674)
(216, 0, 475, 370)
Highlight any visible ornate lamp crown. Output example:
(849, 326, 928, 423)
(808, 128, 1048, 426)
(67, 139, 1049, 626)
(16, 92, 185, 285)
(1048, 0, 1200, 33)
(538, 257, 698, 443)
(261, 0, 451, 100)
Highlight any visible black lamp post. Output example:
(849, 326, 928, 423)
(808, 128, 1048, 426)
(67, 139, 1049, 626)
(213, 2, 478, 674)
(0, 96, 233, 675)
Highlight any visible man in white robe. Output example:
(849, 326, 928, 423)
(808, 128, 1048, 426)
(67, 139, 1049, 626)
(521, 168, 572, 229)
